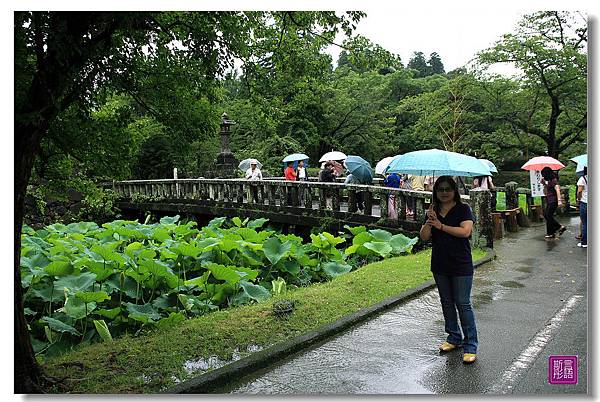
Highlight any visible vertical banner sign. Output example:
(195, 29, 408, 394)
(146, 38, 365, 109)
(530, 170, 545, 197)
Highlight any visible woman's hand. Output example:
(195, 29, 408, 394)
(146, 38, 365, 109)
(426, 203, 442, 230)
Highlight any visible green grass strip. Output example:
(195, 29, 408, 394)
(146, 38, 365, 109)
(44, 248, 487, 394)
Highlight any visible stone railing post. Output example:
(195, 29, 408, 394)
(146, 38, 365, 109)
(469, 188, 493, 249)
(505, 181, 519, 210)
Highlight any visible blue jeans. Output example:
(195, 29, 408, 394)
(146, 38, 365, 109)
(433, 273, 478, 354)
(580, 202, 587, 245)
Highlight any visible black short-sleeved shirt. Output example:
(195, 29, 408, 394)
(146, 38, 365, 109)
(424, 202, 475, 276)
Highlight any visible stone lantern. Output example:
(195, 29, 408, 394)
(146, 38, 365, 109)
(214, 112, 238, 178)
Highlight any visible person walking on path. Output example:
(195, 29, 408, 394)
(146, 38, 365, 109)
(296, 160, 308, 206)
(383, 172, 401, 219)
(472, 175, 497, 211)
(576, 167, 588, 248)
(541, 167, 566, 239)
(419, 176, 478, 364)
(320, 162, 336, 208)
(284, 161, 298, 205)
(245, 162, 262, 203)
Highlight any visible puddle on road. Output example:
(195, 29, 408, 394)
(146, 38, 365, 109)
(500, 280, 525, 288)
(516, 265, 534, 273)
(183, 344, 264, 375)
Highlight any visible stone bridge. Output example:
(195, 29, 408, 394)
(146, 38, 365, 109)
(108, 178, 560, 249)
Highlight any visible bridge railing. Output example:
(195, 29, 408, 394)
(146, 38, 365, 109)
(111, 178, 435, 224)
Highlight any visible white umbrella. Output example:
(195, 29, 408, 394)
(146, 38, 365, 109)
(238, 158, 262, 171)
(319, 151, 347, 163)
(375, 156, 396, 175)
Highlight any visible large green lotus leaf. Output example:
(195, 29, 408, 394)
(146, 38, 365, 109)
(90, 244, 125, 265)
(282, 260, 301, 275)
(344, 244, 360, 256)
(152, 228, 171, 243)
(93, 319, 113, 342)
(231, 217, 243, 227)
(30, 337, 48, 354)
(235, 228, 260, 242)
(32, 285, 66, 302)
(322, 261, 353, 278)
(152, 294, 178, 311)
(155, 312, 186, 330)
(66, 221, 99, 234)
(75, 290, 110, 303)
(173, 242, 202, 258)
(230, 290, 252, 306)
(96, 307, 122, 320)
(207, 217, 226, 228)
(62, 297, 97, 319)
(21, 253, 51, 270)
(138, 249, 157, 261)
(41, 316, 80, 336)
(322, 232, 345, 246)
(55, 272, 97, 293)
(44, 260, 74, 278)
(352, 231, 373, 246)
(205, 283, 235, 304)
(279, 234, 304, 245)
(46, 223, 69, 234)
(389, 234, 418, 254)
(263, 237, 291, 265)
(124, 242, 143, 258)
(310, 233, 324, 248)
(195, 238, 221, 251)
(74, 258, 115, 282)
(125, 268, 149, 284)
(344, 225, 367, 235)
(234, 267, 259, 281)
(160, 215, 180, 225)
(238, 280, 271, 302)
(369, 229, 393, 242)
(363, 241, 392, 257)
(22, 236, 52, 251)
(205, 263, 242, 285)
(141, 259, 170, 278)
(218, 238, 239, 253)
(104, 274, 138, 298)
(116, 226, 147, 240)
(247, 218, 269, 229)
(163, 270, 180, 289)
(126, 302, 162, 323)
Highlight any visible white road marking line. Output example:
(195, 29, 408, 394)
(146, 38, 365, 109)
(487, 295, 584, 394)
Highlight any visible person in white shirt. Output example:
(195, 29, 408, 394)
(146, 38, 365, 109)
(245, 162, 262, 202)
(576, 167, 587, 247)
(296, 160, 307, 206)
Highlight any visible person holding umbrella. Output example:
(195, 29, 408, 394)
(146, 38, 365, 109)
(541, 167, 566, 239)
(420, 176, 478, 364)
(576, 166, 588, 248)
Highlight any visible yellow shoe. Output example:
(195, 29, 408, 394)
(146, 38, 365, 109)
(463, 353, 477, 364)
(439, 341, 459, 353)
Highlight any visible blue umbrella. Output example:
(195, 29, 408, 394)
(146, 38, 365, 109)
(570, 154, 587, 173)
(386, 149, 491, 177)
(282, 153, 309, 163)
(344, 155, 373, 183)
(478, 158, 498, 174)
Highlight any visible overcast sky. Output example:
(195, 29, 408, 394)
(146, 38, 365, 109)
(325, 8, 531, 75)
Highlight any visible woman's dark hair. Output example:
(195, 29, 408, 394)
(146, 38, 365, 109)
(541, 167, 555, 180)
(432, 176, 462, 213)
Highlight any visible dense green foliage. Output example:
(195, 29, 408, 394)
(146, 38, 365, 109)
(21, 216, 417, 360)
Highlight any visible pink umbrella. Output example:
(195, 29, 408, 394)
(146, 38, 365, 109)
(521, 156, 565, 171)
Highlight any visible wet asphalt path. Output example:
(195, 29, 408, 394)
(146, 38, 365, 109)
(219, 216, 587, 395)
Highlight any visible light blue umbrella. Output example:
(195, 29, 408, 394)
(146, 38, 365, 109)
(282, 153, 309, 163)
(344, 155, 373, 184)
(570, 154, 587, 173)
(478, 158, 498, 174)
(386, 149, 491, 177)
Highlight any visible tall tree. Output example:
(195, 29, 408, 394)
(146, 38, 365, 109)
(428, 52, 445, 75)
(14, 11, 362, 392)
(407, 51, 429, 78)
(477, 11, 587, 158)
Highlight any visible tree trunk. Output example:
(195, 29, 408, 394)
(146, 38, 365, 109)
(14, 121, 49, 393)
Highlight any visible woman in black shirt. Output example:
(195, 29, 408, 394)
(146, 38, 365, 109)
(420, 176, 478, 364)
